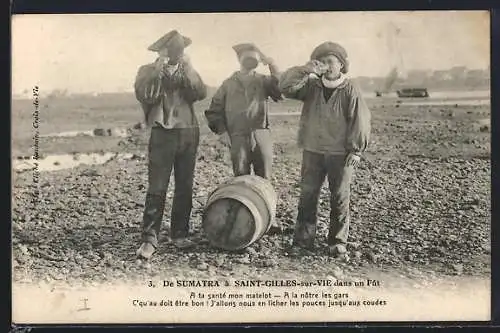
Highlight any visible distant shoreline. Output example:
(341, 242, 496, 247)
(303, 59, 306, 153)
(11, 87, 491, 102)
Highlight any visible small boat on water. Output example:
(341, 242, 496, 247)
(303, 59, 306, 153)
(375, 88, 430, 98)
(396, 88, 430, 98)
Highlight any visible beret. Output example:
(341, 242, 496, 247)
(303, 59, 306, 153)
(310, 42, 349, 74)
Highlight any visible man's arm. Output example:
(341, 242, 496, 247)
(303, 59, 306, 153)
(279, 60, 328, 101)
(264, 63, 283, 103)
(345, 84, 372, 157)
(134, 63, 164, 105)
(134, 62, 164, 122)
(180, 56, 207, 102)
(261, 53, 280, 80)
(204, 83, 227, 135)
(278, 65, 314, 101)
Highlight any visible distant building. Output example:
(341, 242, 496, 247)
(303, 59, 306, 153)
(449, 66, 468, 81)
(406, 69, 430, 85)
(466, 69, 486, 80)
(432, 70, 453, 81)
(465, 69, 488, 87)
(356, 66, 489, 92)
(484, 66, 490, 80)
(47, 89, 69, 99)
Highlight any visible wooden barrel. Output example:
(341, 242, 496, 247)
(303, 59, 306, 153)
(202, 175, 277, 251)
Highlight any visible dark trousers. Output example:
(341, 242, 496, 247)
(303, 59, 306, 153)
(294, 150, 355, 248)
(229, 129, 273, 180)
(142, 126, 199, 246)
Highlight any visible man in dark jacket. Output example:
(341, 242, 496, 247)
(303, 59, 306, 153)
(134, 30, 207, 259)
(204, 43, 282, 181)
(279, 42, 371, 256)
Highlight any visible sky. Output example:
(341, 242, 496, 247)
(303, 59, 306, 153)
(12, 11, 490, 94)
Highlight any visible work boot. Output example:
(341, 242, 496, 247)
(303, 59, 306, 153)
(136, 242, 156, 260)
(140, 192, 166, 249)
(328, 243, 348, 257)
(287, 241, 315, 257)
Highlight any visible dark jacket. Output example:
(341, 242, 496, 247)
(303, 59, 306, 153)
(204, 65, 282, 136)
(134, 58, 207, 128)
(279, 65, 371, 155)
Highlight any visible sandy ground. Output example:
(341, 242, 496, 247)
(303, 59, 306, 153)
(11, 92, 491, 322)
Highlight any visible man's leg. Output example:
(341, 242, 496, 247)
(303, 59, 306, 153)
(138, 127, 177, 258)
(229, 133, 252, 177)
(252, 129, 273, 180)
(171, 127, 199, 242)
(293, 150, 327, 249)
(250, 128, 280, 230)
(326, 154, 355, 249)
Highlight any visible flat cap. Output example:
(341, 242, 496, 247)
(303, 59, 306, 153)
(147, 30, 192, 52)
(310, 42, 349, 74)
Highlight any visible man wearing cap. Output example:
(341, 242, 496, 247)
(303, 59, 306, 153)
(204, 43, 282, 181)
(134, 30, 207, 259)
(279, 42, 371, 256)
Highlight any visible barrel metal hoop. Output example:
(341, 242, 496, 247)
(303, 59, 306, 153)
(229, 176, 278, 231)
(205, 186, 262, 248)
(203, 175, 279, 249)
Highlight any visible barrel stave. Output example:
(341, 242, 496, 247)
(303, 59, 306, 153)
(202, 175, 278, 251)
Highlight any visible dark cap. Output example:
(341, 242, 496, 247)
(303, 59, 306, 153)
(310, 42, 349, 74)
(147, 30, 192, 52)
(232, 43, 261, 59)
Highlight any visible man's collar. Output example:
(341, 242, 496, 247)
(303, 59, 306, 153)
(321, 73, 347, 88)
(311, 74, 349, 89)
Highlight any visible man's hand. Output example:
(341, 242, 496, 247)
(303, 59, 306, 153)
(180, 54, 198, 87)
(181, 54, 192, 68)
(345, 153, 361, 167)
(259, 51, 274, 66)
(154, 56, 168, 78)
(219, 132, 231, 148)
(155, 56, 168, 70)
(306, 60, 329, 76)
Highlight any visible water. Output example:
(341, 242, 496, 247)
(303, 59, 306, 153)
(14, 89, 490, 171)
(269, 91, 490, 117)
(40, 128, 129, 138)
(40, 130, 95, 138)
(362, 90, 490, 99)
(399, 99, 489, 106)
(422, 90, 490, 99)
(269, 98, 490, 117)
(13, 152, 134, 172)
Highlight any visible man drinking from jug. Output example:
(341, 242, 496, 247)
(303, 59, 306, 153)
(204, 43, 283, 232)
(279, 42, 371, 256)
(134, 30, 207, 259)
(204, 43, 283, 181)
